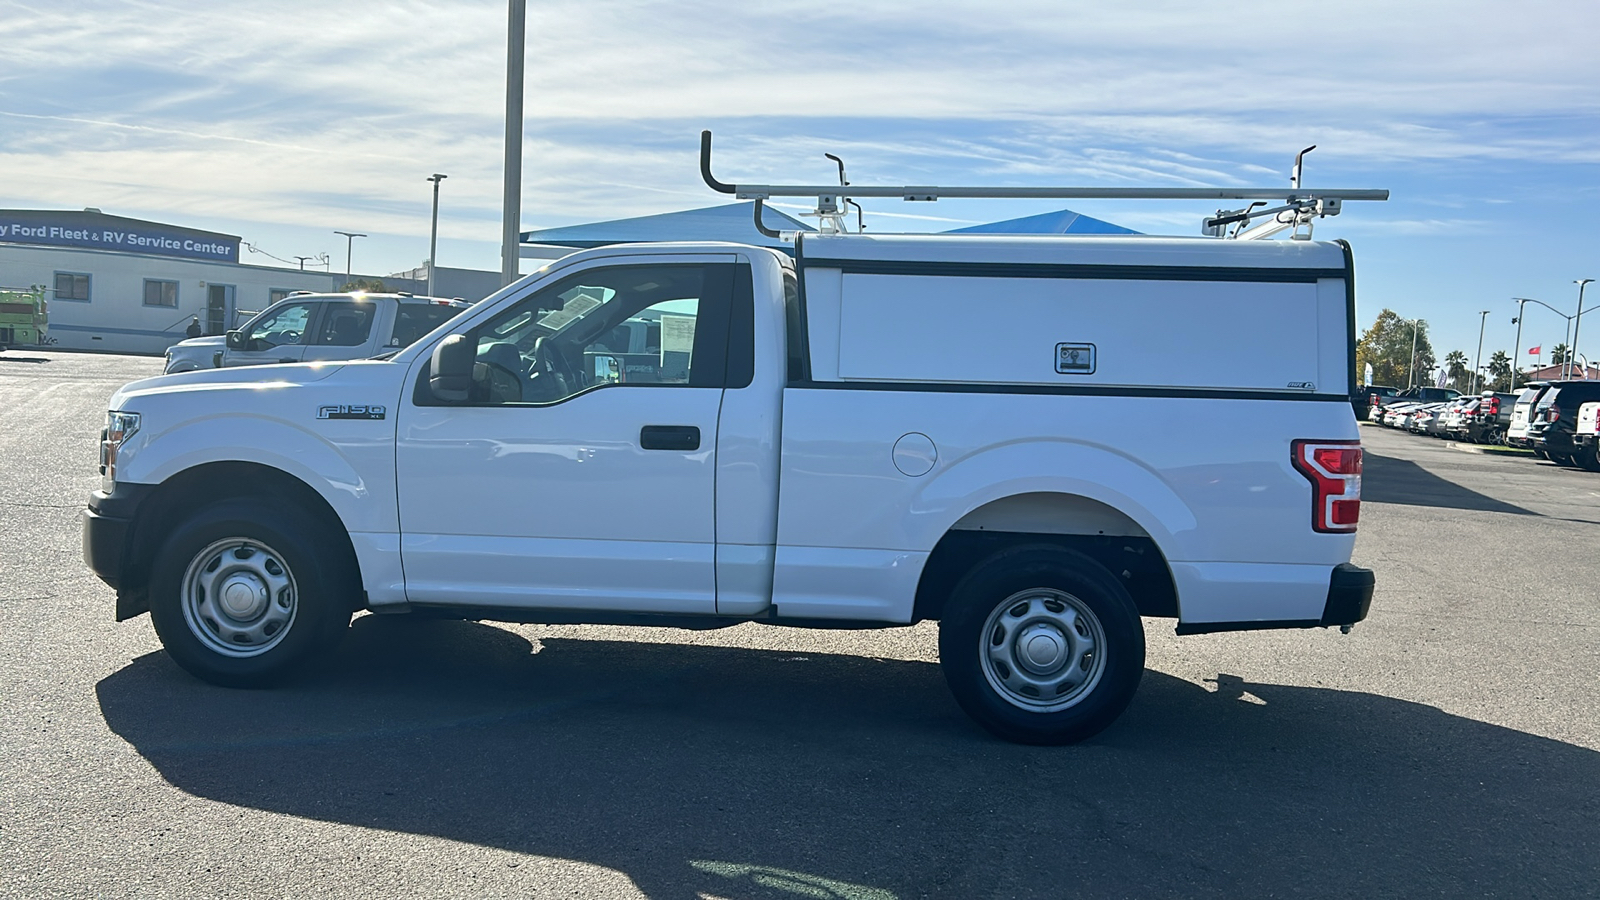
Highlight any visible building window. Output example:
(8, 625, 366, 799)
(143, 279, 178, 307)
(268, 288, 292, 305)
(54, 272, 91, 302)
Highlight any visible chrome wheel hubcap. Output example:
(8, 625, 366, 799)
(181, 538, 298, 658)
(980, 588, 1107, 712)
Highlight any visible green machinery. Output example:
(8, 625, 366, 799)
(0, 285, 49, 349)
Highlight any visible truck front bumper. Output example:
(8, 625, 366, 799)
(82, 483, 155, 620)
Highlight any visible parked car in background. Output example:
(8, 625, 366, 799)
(1440, 397, 1480, 439)
(1353, 385, 1399, 421)
(164, 293, 472, 374)
(1507, 385, 1551, 450)
(1572, 401, 1600, 471)
(1527, 382, 1600, 466)
(1465, 392, 1517, 444)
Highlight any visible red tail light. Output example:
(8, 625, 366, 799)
(1292, 440, 1362, 533)
(1485, 398, 1499, 415)
(1549, 407, 1562, 423)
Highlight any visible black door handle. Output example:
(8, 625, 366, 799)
(640, 425, 700, 451)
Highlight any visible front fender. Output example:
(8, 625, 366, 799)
(909, 439, 1198, 557)
(116, 413, 395, 536)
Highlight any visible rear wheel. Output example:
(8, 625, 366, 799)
(149, 498, 355, 687)
(1578, 444, 1600, 473)
(938, 545, 1144, 745)
(1552, 452, 1577, 467)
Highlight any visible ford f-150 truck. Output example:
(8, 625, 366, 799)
(163, 292, 471, 373)
(84, 232, 1374, 744)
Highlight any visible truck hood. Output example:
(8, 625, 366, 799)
(169, 335, 227, 351)
(112, 361, 347, 408)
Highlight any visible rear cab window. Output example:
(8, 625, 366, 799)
(390, 302, 468, 348)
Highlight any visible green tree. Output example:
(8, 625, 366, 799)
(1356, 309, 1435, 389)
(1550, 343, 1570, 367)
(341, 278, 388, 293)
(1487, 350, 1512, 391)
(1444, 350, 1469, 391)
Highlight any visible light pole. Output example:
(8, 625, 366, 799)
(501, 0, 526, 288)
(293, 255, 313, 272)
(1406, 317, 1421, 389)
(427, 173, 448, 297)
(334, 231, 366, 289)
(1472, 309, 1490, 393)
(1570, 279, 1594, 380)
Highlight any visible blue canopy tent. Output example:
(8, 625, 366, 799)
(943, 208, 1137, 235)
(520, 202, 812, 258)
(519, 202, 1136, 261)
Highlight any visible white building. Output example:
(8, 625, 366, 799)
(0, 208, 342, 355)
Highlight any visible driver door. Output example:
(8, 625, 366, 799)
(224, 299, 318, 366)
(395, 256, 738, 614)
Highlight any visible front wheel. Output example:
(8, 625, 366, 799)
(939, 545, 1145, 745)
(149, 499, 355, 687)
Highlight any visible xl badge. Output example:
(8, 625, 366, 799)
(318, 404, 386, 421)
(1055, 343, 1096, 375)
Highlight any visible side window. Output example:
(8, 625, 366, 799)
(460, 263, 734, 405)
(54, 272, 91, 302)
(390, 304, 463, 348)
(247, 302, 316, 348)
(314, 302, 376, 346)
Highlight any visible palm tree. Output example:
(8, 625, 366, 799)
(1488, 350, 1512, 391)
(1444, 350, 1469, 391)
(1551, 343, 1570, 367)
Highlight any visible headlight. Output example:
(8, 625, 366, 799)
(100, 411, 141, 484)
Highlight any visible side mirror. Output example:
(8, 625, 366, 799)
(592, 354, 623, 384)
(430, 334, 475, 402)
(225, 330, 246, 350)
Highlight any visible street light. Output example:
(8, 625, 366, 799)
(501, 0, 526, 288)
(293, 255, 313, 272)
(1570, 279, 1595, 380)
(427, 173, 448, 297)
(334, 231, 366, 289)
(1405, 317, 1422, 389)
(1473, 309, 1490, 393)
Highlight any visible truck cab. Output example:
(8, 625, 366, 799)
(85, 235, 1374, 744)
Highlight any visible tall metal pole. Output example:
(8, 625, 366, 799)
(1408, 319, 1420, 389)
(334, 231, 365, 289)
(1511, 299, 1527, 390)
(427, 173, 447, 297)
(1571, 279, 1594, 380)
(1473, 310, 1489, 393)
(501, 0, 526, 288)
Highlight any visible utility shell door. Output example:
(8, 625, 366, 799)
(225, 298, 317, 366)
(300, 300, 382, 363)
(396, 256, 740, 614)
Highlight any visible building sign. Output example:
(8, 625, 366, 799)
(0, 209, 240, 263)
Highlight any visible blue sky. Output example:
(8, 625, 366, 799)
(2, 0, 1597, 365)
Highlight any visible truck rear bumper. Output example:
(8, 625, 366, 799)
(1174, 562, 1374, 635)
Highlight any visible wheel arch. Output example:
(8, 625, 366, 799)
(117, 461, 364, 620)
(912, 491, 1180, 623)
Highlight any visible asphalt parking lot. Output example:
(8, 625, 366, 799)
(2, 351, 1597, 899)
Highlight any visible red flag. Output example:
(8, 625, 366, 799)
(1528, 345, 1541, 355)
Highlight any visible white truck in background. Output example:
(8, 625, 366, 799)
(163, 292, 470, 373)
(83, 138, 1381, 744)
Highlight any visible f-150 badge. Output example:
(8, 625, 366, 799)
(1055, 343, 1096, 375)
(318, 404, 386, 420)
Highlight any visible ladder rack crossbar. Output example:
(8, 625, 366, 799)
(729, 185, 1390, 202)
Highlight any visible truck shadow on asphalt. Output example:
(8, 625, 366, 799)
(1363, 451, 1538, 515)
(97, 616, 1599, 899)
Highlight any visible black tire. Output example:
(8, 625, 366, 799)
(1578, 444, 1600, 473)
(1533, 448, 1550, 460)
(148, 498, 356, 687)
(1552, 452, 1577, 467)
(938, 545, 1145, 745)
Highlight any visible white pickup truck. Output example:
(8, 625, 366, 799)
(163, 292, 471, 374)
(84, 233, 1373, 744)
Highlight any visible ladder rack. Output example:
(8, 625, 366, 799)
(698, 131, 1388, 241)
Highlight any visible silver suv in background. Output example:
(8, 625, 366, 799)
(164, 293, 472, 374)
